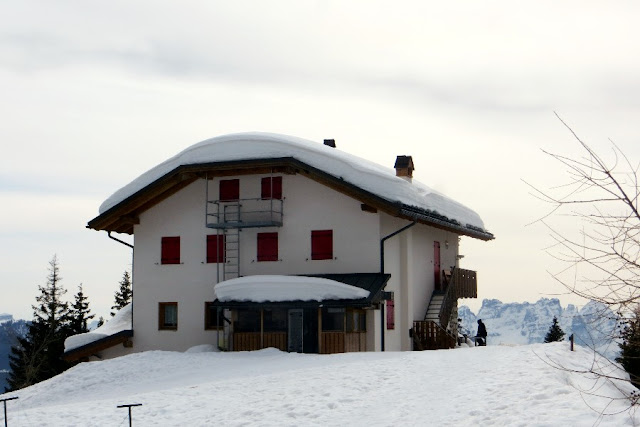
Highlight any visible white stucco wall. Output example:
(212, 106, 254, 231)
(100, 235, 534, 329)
(130, 173, 382, 353)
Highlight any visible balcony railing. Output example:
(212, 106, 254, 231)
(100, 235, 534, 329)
(206, 198, 283, 229)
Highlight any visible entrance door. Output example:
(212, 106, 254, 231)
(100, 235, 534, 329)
(288, 309, 304, 353)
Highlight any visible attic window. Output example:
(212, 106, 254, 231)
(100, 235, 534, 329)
(220, 179, 239, 201)
(261, 177, 282, 200)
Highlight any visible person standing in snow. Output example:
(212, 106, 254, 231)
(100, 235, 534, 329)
(476, 319, 487, 346)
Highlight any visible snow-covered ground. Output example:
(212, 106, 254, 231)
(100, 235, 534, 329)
(1, 343, 638, 426)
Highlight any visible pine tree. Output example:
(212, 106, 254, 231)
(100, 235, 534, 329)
(68, 283, 95, 335)
(111, 271, 132, 316)
(617, 307, 640, 389)
(7, 255, 71, 391)
(544, 316, 565, 343)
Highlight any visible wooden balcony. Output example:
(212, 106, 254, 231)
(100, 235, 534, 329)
(452, 268, 477, 299)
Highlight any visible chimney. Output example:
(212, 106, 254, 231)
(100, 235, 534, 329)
(323, 139, 336, 148)
(394, 155, 414, 181)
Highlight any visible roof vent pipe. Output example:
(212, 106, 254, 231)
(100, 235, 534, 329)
(323, 139, 336, 148)
(394, 155, 414, 182)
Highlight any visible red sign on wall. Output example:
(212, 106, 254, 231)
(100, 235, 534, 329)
(387, 300, 395, 330)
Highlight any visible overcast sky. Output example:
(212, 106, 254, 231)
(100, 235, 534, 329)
(2, 1, 640, 320)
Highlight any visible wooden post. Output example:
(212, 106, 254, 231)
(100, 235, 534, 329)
(117, 403, 142, 427)
(318, 308, 322, 354)
(569, 334, 574, 351)
(260, 309, 264, 349)
(1, 397, 18, 427)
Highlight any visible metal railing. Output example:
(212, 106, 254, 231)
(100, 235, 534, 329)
(206, 198, 283, 229)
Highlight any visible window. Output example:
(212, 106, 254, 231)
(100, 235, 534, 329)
(159, 302, 178, 330)
(261, 176, 282, 200)
(204, 302, 225, 330)
(347, 309, 366, 332)
(234, 309, 260, 332)
(322, 307, 345, 332)
(161, 236, 180, 264)
(311, 230, 333, 260)
(207, 235, 225, 263)
(263, 308, 287, 332)
(219, 179, 240, 201)
(257, 232, 278, 262)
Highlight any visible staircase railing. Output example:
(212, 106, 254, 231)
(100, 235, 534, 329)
(412, 320, 456, 350)
(437, 267, 478, 327)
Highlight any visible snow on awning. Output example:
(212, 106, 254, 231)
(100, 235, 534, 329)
(215, 275, 370, 303)
(64, 303, 132, 358)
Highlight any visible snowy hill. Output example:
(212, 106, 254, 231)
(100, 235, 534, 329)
(0, 314, 12, 324)
(0, 343, 637, 426)
(459, 299, 620, 359)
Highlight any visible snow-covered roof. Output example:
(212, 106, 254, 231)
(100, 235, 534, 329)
(215, 275, 370, 303)
(64, 303, 132, 353)
(95, 132, 492, 239)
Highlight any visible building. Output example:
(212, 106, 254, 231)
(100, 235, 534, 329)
(64, 132, 493, 361)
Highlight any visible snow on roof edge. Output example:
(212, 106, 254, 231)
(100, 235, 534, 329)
(97, 132, 490, 235)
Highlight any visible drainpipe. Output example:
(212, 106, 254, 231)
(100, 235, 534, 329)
(107, 231, 134, 336)
(379, 221, 416, 351)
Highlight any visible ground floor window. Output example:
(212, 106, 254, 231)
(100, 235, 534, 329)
(159, 302, 178, 330)
(322, 307, 345, 331)
(263, 308, 287, 332)
(234, 309, 260, 332)
(346, 309, 366, 332)
(204, 302, 225, 330)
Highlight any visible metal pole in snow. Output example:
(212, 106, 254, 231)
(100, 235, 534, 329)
(117, 403, 142, 427)
(1, 396, 18, 427)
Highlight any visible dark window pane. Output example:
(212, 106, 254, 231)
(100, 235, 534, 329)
(235, 309, 260, 332)
(263, 308, 287, 332)
(322, 307, 344, 332)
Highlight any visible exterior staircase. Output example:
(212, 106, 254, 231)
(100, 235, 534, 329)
(412, 267, 478, 351)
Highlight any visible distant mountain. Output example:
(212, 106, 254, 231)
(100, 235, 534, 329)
(0, 318, 29, 391)
(0, 313, 13, 324)
(459, 298, 620, 360)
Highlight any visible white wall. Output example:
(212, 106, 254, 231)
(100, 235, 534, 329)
(131, 174, 382, 352)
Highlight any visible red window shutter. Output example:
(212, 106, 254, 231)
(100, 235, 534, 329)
(161, 237, 180, 264)
(311, 230, 333, 260)
(261, 177, 282, 200)
(219, 179, 239, 201)
(257, 232, 278, 261)
(207, 235, 225, 263)
(387, 300, 395, 330)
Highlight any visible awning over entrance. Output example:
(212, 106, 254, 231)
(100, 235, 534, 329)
(211, 273, 391, 309)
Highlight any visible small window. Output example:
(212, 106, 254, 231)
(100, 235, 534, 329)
(234, 309, 260, 332)
(161, 236, 180, 265)
(257, 232, 278, 262)
(347, 309, 366, 332)
(263, 308, 287, 332)
(261, 177, 282, 200)
(311, 230, 333, 260)
(204, 302, 225, 330)
(220, 179, 240, 202)
(207, 235, 225, 263)
(322, 307, 345, 332)
(159, 302, 178, 330)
